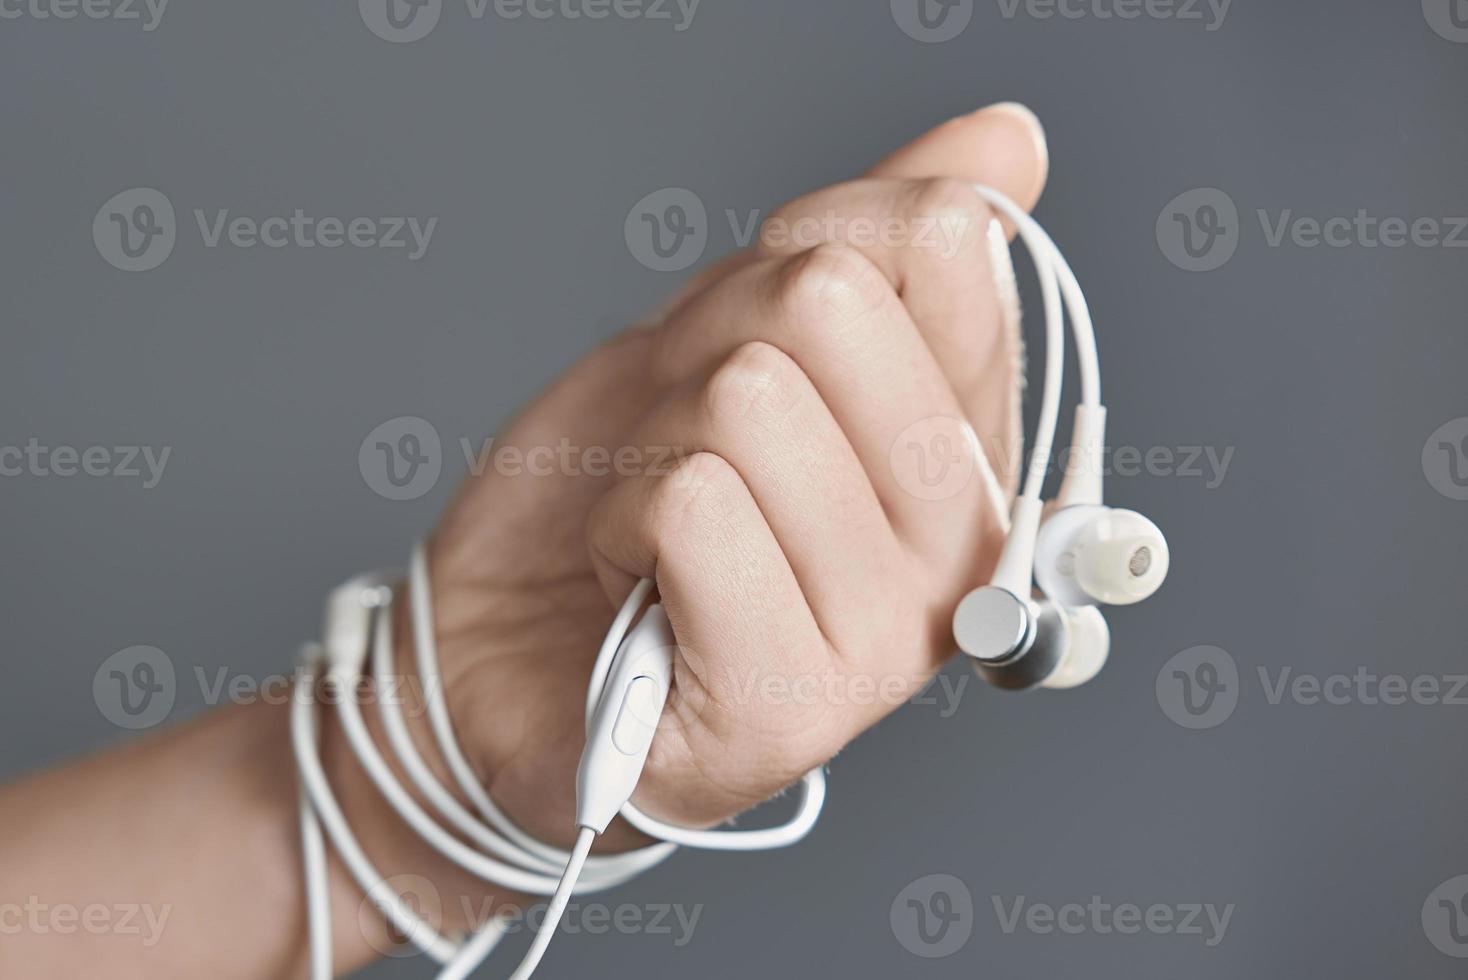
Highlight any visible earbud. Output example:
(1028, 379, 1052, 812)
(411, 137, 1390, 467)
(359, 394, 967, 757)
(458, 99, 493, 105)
(1040, 605, 1109, 690)
(1034, 505, 1169, 608)
(953, 502, 1165, 691)
(955, 588, 1062, 690)
(953, 591, 1111, 691)
(947, 187, 1170, 694)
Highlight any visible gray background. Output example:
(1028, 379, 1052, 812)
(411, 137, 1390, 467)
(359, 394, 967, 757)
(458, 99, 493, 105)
(3, 0, 1468, 977)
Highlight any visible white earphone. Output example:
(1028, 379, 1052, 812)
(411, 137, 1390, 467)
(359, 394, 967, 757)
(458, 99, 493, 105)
(292, 181, 1166, 979)
(952, 186, 1169, 691)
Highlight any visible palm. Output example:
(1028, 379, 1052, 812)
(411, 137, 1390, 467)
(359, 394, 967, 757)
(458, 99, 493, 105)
(426, 328, 668, 846)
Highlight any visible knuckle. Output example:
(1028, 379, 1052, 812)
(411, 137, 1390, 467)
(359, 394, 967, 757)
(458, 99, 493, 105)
(906, 177, 994, 257)
(908, 176, 990, 224)
(758, 187, 841, 252)
(646, 450, 744, 544)
(701, 340, 806, 425)
(773, 243, 891, 327)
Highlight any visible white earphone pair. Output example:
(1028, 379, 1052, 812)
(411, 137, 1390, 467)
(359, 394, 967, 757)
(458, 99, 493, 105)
(953, 186, 1169, 691)
(293, 181, 1166, 980)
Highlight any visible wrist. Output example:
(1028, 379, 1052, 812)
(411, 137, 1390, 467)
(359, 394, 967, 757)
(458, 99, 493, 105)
(314, 628, 515, 950)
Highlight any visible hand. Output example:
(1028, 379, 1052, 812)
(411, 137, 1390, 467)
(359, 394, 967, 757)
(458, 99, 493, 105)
(413, 103, 1049, 850)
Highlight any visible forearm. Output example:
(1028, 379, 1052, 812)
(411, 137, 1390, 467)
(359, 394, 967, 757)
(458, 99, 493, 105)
(0, 605, 664, 980)
(0, 702, 363, 978)
(0, 704, 315, 974)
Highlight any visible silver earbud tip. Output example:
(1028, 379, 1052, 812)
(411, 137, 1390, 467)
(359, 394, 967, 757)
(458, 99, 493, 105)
(953, 587, 1034, 664)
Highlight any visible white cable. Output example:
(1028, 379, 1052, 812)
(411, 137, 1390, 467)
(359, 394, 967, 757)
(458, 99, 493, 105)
(404, 547, 678, 881)
(581, 579, 827, 850)
(510, 829, 594, 980)
(291, 650, 461, 968)
(296, 709, 334, 980)
(295, 552, 826, 978)
(973, 184, 1101, 507)
(974, 184, 1066, 503)
(974, 184, 1101, 408)
(292, 183, 1087, 979)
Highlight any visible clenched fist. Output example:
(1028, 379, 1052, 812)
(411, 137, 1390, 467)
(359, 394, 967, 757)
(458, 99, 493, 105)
(330, 101, 1049, 923)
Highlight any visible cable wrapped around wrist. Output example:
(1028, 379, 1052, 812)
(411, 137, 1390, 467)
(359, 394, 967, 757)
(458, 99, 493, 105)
(291, 543, 826, 980)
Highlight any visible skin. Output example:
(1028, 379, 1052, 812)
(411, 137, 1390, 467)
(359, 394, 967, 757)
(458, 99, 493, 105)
(0, 102, 1049, 977)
